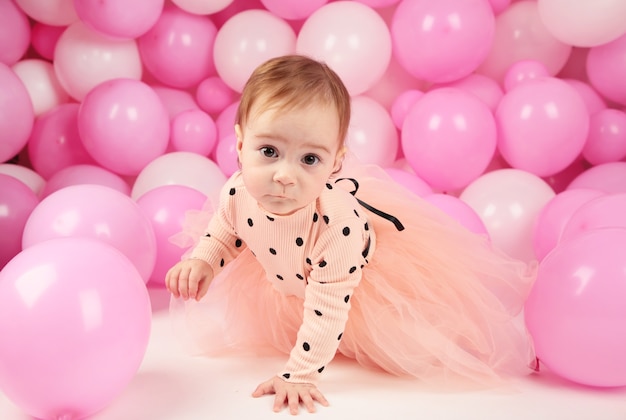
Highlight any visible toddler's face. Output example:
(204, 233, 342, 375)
(236, 100, 344, 215)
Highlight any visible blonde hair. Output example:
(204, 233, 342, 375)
(235, 55, 351, 149)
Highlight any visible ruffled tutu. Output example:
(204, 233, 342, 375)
(170, 159, 537, 387)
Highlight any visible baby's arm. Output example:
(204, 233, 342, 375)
(165, 259, 214, 301)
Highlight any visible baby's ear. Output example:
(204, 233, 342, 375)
(333, 146, 347, 172)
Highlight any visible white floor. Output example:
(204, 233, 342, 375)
(1, 288, 625, 420)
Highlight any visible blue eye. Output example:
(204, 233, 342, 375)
(302, 154, 320, 165)
(260, 147, 277, 158)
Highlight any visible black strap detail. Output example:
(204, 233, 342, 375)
(335, 177, 405, 232)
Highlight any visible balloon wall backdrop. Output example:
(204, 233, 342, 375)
(2, 0, 626, 417)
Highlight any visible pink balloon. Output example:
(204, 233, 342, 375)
(15, 0, 78, 26)
(503, 60, 549, 92)
(0, 237, 151, 419)
(563, 78, 607, 115)
(560, 193, 626, 244)
(557, 47, 590, 82)
(260, 0, 328, 20)
(390, 89, 424, 129)
(354, 0, 401, 8)
(214, 9, 296, 92)
(170, 109, 217, 156)
(567, 162, 626, 193)
(151, 85, 199, 120)
(347, 96, 398, 168)
(210, 0, 264, 27)
(136, 185, 208, 287)
(0, 0, 30, 65)
(30, 23, 65, 61)
(0, 63, 34, 163)
(364, 55, 426, 112)
(215, 133, 239, 177)
(424, 193, 489, 236)
(0, 164, 46, 196)
(532, 188, 605, 261)
(525, 228, 626, 387)
(436, 73, 504, 113)
(53, 21, 142, 101)
(495, 77, 589, 177)
(23, 184, 157, 283)
(384, 167, 433, 197)
(460, 168, 555, 262)
(391, 0, 495, 83)
(541, 157, 591, 194)
(476, 1, 572, 84)
(215, 101, 239, 141)
(587, 33, 626, 107)
(28, 103, 96, 180)
(297, 1, 391, 95)
(0, 175, 39, 269)
(401, 87, 497, 192)
(196, 76, 237, 116)
(582, 108, 626, 165)
(74, 0, 164, 39)
(41, 164, 131, 198)
(78, 78, 170, 176)
(138, 6, 217, 89)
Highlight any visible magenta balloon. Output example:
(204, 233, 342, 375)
(28, 103, 96, 180)
(78, 78, 169, 176)
(496, 77, 589, 177)
(260, 0, 328, 20)
(136, 185, 208, 288)
(0, 0, 31, 65)
(22, 184, 156, 283)
(138, 5, 217, 88)
(0, 175, 39, 269)
(195, 76, 237, 116)
(525, 228, 626, 387)
(0, 63, 34, 162)
(391, 0, 495, 83)
(170, 109, 217, 156)
(587, 33, 626, 106)
(401, 87, 497, 192)
(30, 23, 65, 61)
(0, 237, 151, 419)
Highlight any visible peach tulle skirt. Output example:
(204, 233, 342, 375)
(170, 161, 537, 387)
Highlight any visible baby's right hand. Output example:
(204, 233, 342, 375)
(165, 259, 214, 301)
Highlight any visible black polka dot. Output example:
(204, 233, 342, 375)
(266, 215, 275, 221)
(313, 213, 318, 223)
(354, 209, 359, 217)
(326, 183, 333, 189)
(296, 237, 304, 246)
(323, 215, 329, 224)
(314, 310, 323, 316)
(220, 258, 225, 267)
(296, 274, 304, 280)
(318, 366, 325, 373)
(277, 274, 284, 280)
(337, 333, 343, 340)
(364, 222, 369, 231)
(342, 226, 350, 236)
(349, 266, 356, 273)
(269, 248, 277, 255)
(303, 342, 310, 351)
(283, 373, 290, 379)
(235, 238, 242, 247)
(247, 218, 253, 227)
(344, 295, 350, 303)
(319, 260, 327, 268)
(306, 258, 312, 265)
(229, 188, 236, 195)
(204, 233, 211, 237)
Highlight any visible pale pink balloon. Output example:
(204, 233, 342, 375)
(365, 56, 426, 112)
(0, 0, 30, 65)
(78, 79, 170, 176)
(171, 0, 234, 15)
(15, 0, 78, 26)
(503, 60, 549, 92)
(28, 103, 96, 180)
(563, 79, 607, 115)
(561, 193, 626, 244)
(215, 101, 239, 142)
(582, 109, 626, 165)
(196, 76, 237, 116)
(74, 0, 164, 39)
(170, 109, 217, 156)
(30, 23, 65, 61)
(151, 85, 199, 120)
(347, 96, 399, 168)
(260, 0, 328, 20)
(402, 87, 497, 192)
(390, 89, 424, 129)
(53, 21, 142, 101)
(0, 237, 151, 420)
(537, 0, 626, 47)
(23, 184, 157, 283)
(11, 59, 70, 116)
(587, 33, 626, 107)
(136, 185, 208, 287)
(532, 188, 605, 261)
(297, 1, 391, 95)
(354, 0, 401, 7)
(214, 9, 296, 92)
(391, 0, 495, 83)
(424, 193, 489, 236)
(476, 1, 572, 84)
(41, 164, 131, 198)
(138, 6, 217, 89)
(131, 152, 227, 205)
(0, 63, 34, 163)
(0, 164, 46, 197)
(495, 77, 589, 177)
(384, 167, 433, 197)
(567, 162, 626, 194)
(215, 133, 239, 177)
(460, 168, 555, 262)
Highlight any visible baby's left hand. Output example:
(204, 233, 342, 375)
(252, 375, 329, 415)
